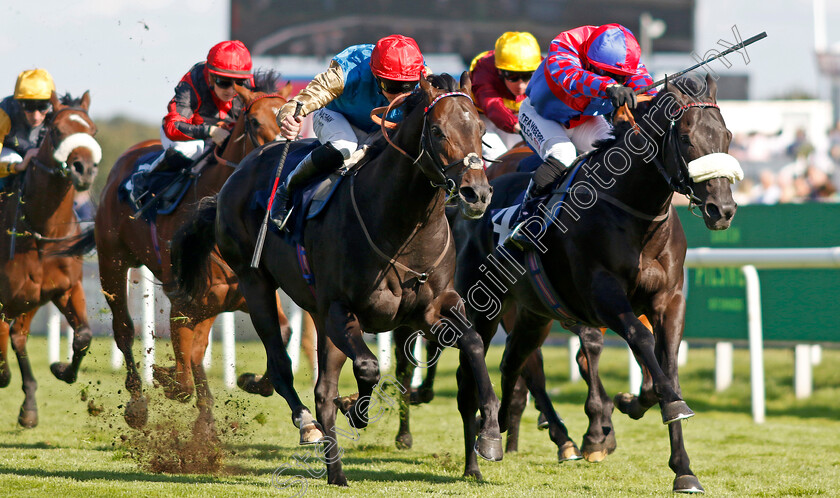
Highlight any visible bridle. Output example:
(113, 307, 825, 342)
(242, 93, 286, 149)
(375, 90, 484, 198)
(648, 100, 721, 208)
(32, 106, 97, 178)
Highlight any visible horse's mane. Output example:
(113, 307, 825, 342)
(253, 69, 285, 94)
(59, 93, 84, 108)
(590, 72, 712, 153)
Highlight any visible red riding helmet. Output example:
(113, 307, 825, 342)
(370, 35, 424, 81)
(206, 40, 253, 79)
(583, 24, 641, 77)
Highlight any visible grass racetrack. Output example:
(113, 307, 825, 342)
(1, 336, 838, 497)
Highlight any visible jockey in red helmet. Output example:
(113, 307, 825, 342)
(142, 40, 254, 185)
(505, 24, 657, 250)
(270, 34, 427, 230)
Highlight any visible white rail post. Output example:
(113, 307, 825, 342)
(811, 344, 822, 365)
(141, 266, 155, 384)
(203, 325, 213, 370)
(411, 336, 423, 388)
(378, 332, 392, 372)
(742, 265, 765, 424)
(628, 346, 642, 395)
(715, 342, 734, 391)
(287, 303, 303, 374)
(678, 340, 688, 367)
(794, 344, 813, 399)
(221, 312, 236, 389)
(65, 322, 74, 363)
(47, 306, 61, 364)
(568, 336, 581, 382)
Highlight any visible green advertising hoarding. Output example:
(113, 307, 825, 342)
(679, 203, 840, 343)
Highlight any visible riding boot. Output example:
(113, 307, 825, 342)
(270, 142, 345, 230)
(132, 149, 193, 205)
(503, 156, 569, 250)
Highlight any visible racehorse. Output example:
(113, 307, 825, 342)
(171, 73, 499, 486)
(452, 74, 739, 493)
(0, 91, 100, 427)
(60, 72, 293, 431)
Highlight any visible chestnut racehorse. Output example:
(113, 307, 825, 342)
(61, 72, 293, 431)
(0, 91, 100, 427)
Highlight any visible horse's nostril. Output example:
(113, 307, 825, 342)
(705, 203, 721, 220)
(460, 186, 478, 204)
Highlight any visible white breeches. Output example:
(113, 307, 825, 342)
(479, 114, 524, 160)
(311, 108, 372, 160)
(518, 97, 612, 166)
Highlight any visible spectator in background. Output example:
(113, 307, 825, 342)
(750, 169, 782, 205)
(786, 128, 813, 160)
(806, 165, 838, 201)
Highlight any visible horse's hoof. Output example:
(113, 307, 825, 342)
(474, 435, 503, 462)
(557, 440, 583, 462)
(673, 474, 705, 493)
(334, 394, 367, 429)
(18, 408, 37, 428)
(661, 400, 694, 425)
(0, 369, 10, 388)
(537, 412, 549, 430)
(237, 373, 274, 397)
(153, 365, 192, 402)
(582, 447, 608, 463)
(409, 387, 434, 405)
(614, 392, 646, 420)
(299, 421, 325, 445)
(395, 432, 413, 450)
(328, 474, 349, 487)
(124, 396, 148, 429)
(49, 362, 76, 384)
(463, 468, 483, 480)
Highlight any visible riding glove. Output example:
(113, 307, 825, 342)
(605, 85, 637, 109)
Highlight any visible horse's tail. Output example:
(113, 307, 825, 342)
(171, 195, 218, 300)
(51, 225, 96, 257)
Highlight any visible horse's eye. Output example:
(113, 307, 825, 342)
(250, 118, 260, 128)
(430, 126, 444, 138)
(680, 135, 691, 145)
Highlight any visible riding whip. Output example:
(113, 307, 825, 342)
(250, 101, 303, 268)
(634, 32, 767, 95)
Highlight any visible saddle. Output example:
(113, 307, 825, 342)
(119, 150, 195, 223)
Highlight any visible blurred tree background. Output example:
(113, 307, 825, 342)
(90, 116, 159, 201)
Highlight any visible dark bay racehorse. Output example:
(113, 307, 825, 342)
(451, 74, 739, 493)
(172, 74, 499, 486)
(60, 72, 294, 431)
(0, 91, 100, 427)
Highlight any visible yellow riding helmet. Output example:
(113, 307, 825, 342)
(494, 32, 542, 72)
(14, 69, 55, 100)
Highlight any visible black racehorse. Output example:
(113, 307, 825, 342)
(451, 73, 740, 493)
(172, 74, 500, 486)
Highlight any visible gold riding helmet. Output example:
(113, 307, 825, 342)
(494, 32, 541, 73)
(14, 68, 55, 100)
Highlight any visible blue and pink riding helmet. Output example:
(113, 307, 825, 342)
(582, 24, 641, 77)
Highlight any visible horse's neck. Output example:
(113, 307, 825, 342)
(23, 156, 76, 236)
(220, 117, 250, 164)
(600, 131, 674, 217)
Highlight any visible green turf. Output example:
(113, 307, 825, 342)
(0, 336, 838, 497)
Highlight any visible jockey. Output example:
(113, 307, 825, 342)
(505, 24, 657, 250)
(270, 34, 427, 229)
(144, 40, 254, 181)
(0, 69, 56, 190)
(469, 31, 542, 160)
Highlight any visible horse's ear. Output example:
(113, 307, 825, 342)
(80, 90, 91, 112)
(459, 71, 472, 95)
(234, 82, 254, 105)
(706, 73, 718, 102)
(419, 76, 433, 95)
(50, 90, 63, 112)
(280, 81, 294, 99)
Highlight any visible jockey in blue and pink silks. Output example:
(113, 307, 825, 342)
(505, 23, 658, 250)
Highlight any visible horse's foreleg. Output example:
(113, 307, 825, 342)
(237, 274, 316, 440)
(410, 339, 439, 405)
(573, 325, 616, 462)
(325, 300, 379, 429)
(49, 280, 92, 383)
(593, 276, 691, 424)
(392, 326, 415, 449)
(10, 313, 38, 427)
(504, 376, 528, 453)
(313, 335, 348, 486)
(498, 309, 549, 433)
(0, 320, 10, 388)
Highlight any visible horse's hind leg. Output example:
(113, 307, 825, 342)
(326, 300, 379, 429)
(0, 320, 10, 388)
(155, 313, 215, 402)
(49, 280, 93, 383)
(313, 330, 349, 486)
(393, 326, 416, 449)
(100, 258, 146, 428)
(10, 312, 38, 427)
(574, 325, 616, 462)
(238, 292, 294, 397)
(190, 317, 217, 439)
(503, 375, 528, 453)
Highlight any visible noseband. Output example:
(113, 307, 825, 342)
(650, 101, 720, 206)
(33, 107, 99, 178)
(377, 90, 484, 197)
